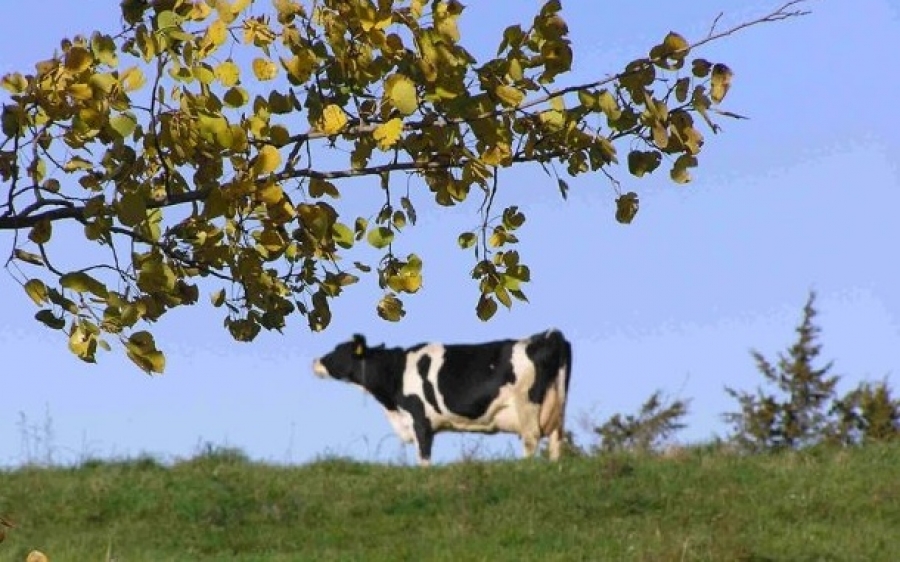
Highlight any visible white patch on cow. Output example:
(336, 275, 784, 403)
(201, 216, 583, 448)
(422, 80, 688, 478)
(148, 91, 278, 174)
(384, 408, 417, 444)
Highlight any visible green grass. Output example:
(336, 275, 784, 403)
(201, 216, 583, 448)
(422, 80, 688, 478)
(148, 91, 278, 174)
(2, 443, 900, 561)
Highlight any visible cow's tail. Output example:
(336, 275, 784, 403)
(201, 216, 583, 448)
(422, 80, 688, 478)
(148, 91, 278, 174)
(538, 329, 572, 441)
(555, 330, 572, 438)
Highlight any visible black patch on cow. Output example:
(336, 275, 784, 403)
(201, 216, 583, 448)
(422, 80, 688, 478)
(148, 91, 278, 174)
(399, 394, 433, 462)
(436, 340, 516, 419)
(416, 355, 442, 413)
(525, 330, 570, 404)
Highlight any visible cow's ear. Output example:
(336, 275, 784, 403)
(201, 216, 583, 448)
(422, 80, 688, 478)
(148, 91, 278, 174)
(351, 334, 366, 358)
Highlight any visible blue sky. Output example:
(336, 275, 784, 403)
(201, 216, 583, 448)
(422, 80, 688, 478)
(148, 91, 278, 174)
(1, 0, 898, 466)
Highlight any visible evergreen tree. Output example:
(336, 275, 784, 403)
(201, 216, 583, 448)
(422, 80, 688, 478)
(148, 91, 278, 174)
(724, 291, 839, 451)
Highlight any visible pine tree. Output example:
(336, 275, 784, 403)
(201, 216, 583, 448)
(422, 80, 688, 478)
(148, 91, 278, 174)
(724, 292, 839, 451)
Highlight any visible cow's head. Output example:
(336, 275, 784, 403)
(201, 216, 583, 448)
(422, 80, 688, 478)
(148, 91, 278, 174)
(312, 334, 369, 382)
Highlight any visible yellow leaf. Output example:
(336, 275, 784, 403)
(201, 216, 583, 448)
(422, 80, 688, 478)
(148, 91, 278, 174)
(190, 1, 213, 20)
(120, 66, 145, 92)
(434, 0, 462, 42)
(495, 84, 524, 108)
(258, 182, 284, 204)
(215, 60, 240, 86)
(317, 104, 347, 135)
(281, 51, 316, 84)
(373, 118, 403, 150)
(481, 142, 511, 166)
(69, 323, 98, 363)
(411, 0, 426, 19)
(68, 82, 94, 100)
(384, 73, 418, 115)
(663, 31, 689, 57)
(232, 0, 252, 14)
(254, 145, 282, 175)
(1, 72, 28, 94)
(24, 279, 49, 306)
(252, 57, 278, 81)
(204, 19, 228, 53)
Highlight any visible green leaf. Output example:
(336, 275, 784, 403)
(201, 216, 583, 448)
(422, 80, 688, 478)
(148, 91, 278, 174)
(710, 63, 733, 104)
(60, 271, 109, 298)
(28, 219, 52, 244)
(2, 104, 22, 137)
(458, 232, 477, 249)
(392, 211, 407, 230)
(495, 285, 512, 308)
(125, 330, 165, 374)
(14, 249, 44, 266)
(627, 150, 662, 177)
(670, 154, 698, 184)
(91, 33, 119, 67)
(476, 294, 498, 321)
(35, 309, 66, 330)
(309, 178, 340, 198)
(400, 196, 417, 225)
(615, 192, 640, 224)
(223, 86, 250, 108)
(367, 226, 394, 249)
(692, 58, 711, 78)
(377, 293, 406, 322)
(333, 222, 355, 249)
(109, 112, 138, 138)
(597, 89, 621, 121)
(502, 206, 526, 229)
(118, 191, 147, 227)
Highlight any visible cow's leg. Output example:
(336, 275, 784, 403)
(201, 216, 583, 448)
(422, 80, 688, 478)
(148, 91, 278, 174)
(413, 421, 433, 466)
(517, 400, 543, 459)
(402, 397, 434, 467)
(548, 428, 563, 461)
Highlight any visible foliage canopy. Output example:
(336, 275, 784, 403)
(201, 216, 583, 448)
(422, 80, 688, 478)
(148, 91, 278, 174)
(0, 0, 809, 372)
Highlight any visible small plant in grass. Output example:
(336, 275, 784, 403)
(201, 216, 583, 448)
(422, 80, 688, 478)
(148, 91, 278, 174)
(591, 390, 690, 454)
(829, 379, 900, 445)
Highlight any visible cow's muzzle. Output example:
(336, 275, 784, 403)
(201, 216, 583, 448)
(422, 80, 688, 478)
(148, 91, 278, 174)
(312, 358, 329, 378)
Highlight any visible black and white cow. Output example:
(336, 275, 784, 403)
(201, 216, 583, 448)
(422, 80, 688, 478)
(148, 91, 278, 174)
(312, 329, 572, 466)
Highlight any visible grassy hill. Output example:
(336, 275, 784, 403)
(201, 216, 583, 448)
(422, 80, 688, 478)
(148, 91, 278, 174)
(2, 443, 899, 561)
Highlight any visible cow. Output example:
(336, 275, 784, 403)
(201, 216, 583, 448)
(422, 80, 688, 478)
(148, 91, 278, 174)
(311, 329, 572, 466)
